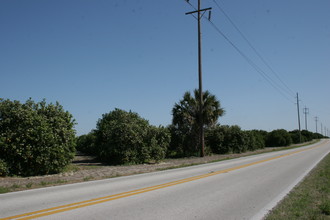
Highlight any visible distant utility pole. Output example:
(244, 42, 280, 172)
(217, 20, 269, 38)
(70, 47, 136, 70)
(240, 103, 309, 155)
(186, 0, 212, 157)
(315, 116, 318, 133)
(324, 126, 326, 136)
(321, 123, 323, 136)
(303, 107, 309, 131)
(296, 93, 301, 142)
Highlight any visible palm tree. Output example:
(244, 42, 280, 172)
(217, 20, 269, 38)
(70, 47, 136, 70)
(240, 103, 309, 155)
(172, 89, 225, 156)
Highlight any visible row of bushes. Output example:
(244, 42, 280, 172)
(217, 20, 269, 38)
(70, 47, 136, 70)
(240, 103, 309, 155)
(166, 125, 266, 157)
(168, 126, 323, 157)
(1, 98, 327, 176)
(77, 109, 326, 164)
(206, 126, 266, 155)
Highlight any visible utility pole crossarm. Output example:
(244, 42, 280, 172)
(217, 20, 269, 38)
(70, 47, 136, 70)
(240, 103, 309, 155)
(185, 7, 212, 15)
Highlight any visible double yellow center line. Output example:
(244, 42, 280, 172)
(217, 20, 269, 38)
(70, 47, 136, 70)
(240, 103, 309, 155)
(2, 140, 328, 220)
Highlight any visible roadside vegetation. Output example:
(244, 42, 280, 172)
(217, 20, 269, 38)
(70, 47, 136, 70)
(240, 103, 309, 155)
(0, 93, 328, 178)
(76, 90, 326, 165)
(265, 152, 330, 219)
(0, 98, 76, 177)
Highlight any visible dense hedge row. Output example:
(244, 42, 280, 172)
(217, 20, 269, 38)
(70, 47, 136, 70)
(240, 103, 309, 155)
(167, 125, 324, 157)
(205, 127, 323, 155)
(78, 113, 327, 162)
(0, 99, 76, 176)
(206, 126, 266, 154)
(1, 97, 328, 176)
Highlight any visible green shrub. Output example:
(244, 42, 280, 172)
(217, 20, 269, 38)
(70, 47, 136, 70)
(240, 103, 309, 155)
(167, 124, 199, 157)
(0, 98, 76, 176)
(96, 109, 169, 165)
(206, 125, 226, 154)
(289, 130, 306, 144)
(245, 130, 266, 151)
(76, 131, 98, 155)
(301, 130, 314, 141)
(223, 125, 248, 153)
(0, 159, 9, 177)
(313, 132, 325, 139)
(266, 129, 292, 147)
(206, 127, 267, 154)
(146, 126, 171, 162)
(206, 125, 248, 154)
(289, 130, 324, 144)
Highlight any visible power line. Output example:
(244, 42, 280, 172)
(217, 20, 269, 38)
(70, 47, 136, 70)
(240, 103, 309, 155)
(212, 0, 296, 98)
(182, 1, 329, 133)
(206, 19, 295, 104)
(184, 0, 198, 20)
(183, 0, 294, 103)
(216, 1, 330, 131)
(300, 98, 329, 134)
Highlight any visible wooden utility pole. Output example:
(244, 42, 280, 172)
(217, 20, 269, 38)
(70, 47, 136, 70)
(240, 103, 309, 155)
(186, 0, 211, 157)
(303, 107, 309, 130)
(321, 123, 323, 135)
(296, 93, 301, 143)
(315, 116, 318, 133)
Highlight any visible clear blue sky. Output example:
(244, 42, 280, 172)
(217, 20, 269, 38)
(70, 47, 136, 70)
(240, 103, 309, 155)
(1, 0, 329, 136)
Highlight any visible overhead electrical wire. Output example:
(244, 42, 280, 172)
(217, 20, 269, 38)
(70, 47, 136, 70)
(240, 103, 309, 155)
(211, 1, 329, 132)
(182, 0, 329, 133)
(182, 0, 295, 104)
(212, 0, 296, 97)
(206, 19, 295, 104)
(184, 0, 198, 20)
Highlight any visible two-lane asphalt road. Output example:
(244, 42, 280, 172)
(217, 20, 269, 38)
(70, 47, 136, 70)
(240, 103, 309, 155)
(1, 139, 330, 220)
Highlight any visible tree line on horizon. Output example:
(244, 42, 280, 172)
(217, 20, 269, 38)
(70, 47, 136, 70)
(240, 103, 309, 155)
(0, 93, 327, 177)
(76, 89, 325, 163)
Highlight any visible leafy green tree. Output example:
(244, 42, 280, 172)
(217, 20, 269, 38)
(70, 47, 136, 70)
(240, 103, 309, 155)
(0, 98, 76, 176)
(76, 131, 98, 155)
(205, 125, 226, 154)
(245, 130, 266, 151)
(171, 90, 224, 157)
(289, 130, 306, 144)
(301, 130, 314, 141)
(266, 129, 292, 147)
(207, 126, 267, 154)
(223, 125, 246, 153)
(0, 159, 9, 176)
(312, 132, 325, 139)
(144, 125, 171, 163)
(251, 130, 267, 148)
(96, 109, 170, 165)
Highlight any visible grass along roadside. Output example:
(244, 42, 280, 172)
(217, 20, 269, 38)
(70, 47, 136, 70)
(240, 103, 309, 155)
(0, 139, 322, 194)
(265, 152, 330, 220)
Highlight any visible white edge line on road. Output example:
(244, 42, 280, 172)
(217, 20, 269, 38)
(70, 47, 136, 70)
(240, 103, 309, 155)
(251, 140, 330, 220)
